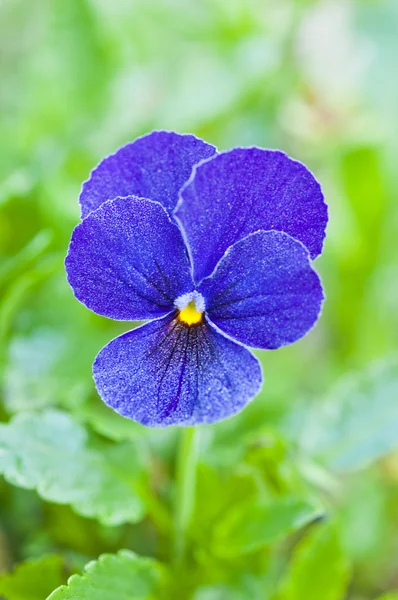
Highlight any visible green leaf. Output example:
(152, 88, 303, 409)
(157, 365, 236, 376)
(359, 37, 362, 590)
(194, 582, 266, 600)
(212, 495, 323, 557)
(297, 357, 398, 471)
(279, 522, 350, 600)
(0, 409, 146, 525)
(75, 394, 148, 442)
(0, 554, 64, 600)
(3, 272, 119, 414)
(376, 594, 398, 600)
(356, 0, 398, 120)
(0, 229, 53, 287)
(46, 550, 163, 600)
(339, 471, 389, 563)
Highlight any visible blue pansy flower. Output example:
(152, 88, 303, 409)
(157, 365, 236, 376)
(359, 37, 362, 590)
(66, 131, 327, 427)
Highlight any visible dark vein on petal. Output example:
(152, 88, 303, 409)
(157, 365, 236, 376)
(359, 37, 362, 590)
(161, 326, 191, 419)
(192, 326, 202, 418)
(198, 324, 233, 391)
(84, 253, 172, 310)
(144, 319, 180, 360)
(205, 277, 241, 304)
(156, 326, 185, 416)
(154, 259, 177, 299)
(129, 263, 173, 303)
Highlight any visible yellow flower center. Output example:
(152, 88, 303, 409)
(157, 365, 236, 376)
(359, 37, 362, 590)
(178, 300, 203, 326)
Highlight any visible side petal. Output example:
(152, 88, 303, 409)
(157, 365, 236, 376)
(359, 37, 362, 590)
(199, 231, 324, 350)
(93, 314, 262, 427)
(175, 148, 327, 282)
(80, 131, 216, 218)
(65, 197, 194, 320)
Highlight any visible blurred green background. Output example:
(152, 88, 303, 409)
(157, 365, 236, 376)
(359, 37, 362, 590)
(1, 0, 398, 598)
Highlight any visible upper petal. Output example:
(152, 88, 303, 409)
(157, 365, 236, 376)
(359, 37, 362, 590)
(175, 148, 327, 282)
(80, 131, 216, 218)
(93, 314, 262, 427)
(199, 230, 324, 350)
(65, 196, 194, 321)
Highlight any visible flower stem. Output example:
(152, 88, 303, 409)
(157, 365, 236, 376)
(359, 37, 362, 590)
(174, 426, 199, 563)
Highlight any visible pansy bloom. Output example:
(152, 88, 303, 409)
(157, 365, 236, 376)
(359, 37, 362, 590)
(66, 131, 327, 427)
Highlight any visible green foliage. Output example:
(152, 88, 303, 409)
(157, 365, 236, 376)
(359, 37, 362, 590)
(1, 0, 398, 598)
(0, 554, 64, 600)
(193, 582, 263, 600)
(0, 410, 146, 525)
(1, 272, 119, 414)
(75, 395, 148, 442)
(212, 496, 322, 557)
(278, 522, 350, 600)
(339, 471, 389, 564)
(47, 550, 163, 600)
(296, 357, 398, 471)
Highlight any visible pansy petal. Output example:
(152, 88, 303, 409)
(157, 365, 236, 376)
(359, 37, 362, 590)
(80, 131, 216, 218)
(199, 231, 324, 350)
(93, 314, 262, 427)
(65, 197, 194, 320)
(176, 148, 327, 282)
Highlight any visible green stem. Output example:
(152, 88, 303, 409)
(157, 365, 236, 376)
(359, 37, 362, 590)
(174, 427, 199, 563)
(0, 229, 53, 287)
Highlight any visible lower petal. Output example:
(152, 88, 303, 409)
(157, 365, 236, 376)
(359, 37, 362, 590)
(93, 314, 262, 427)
